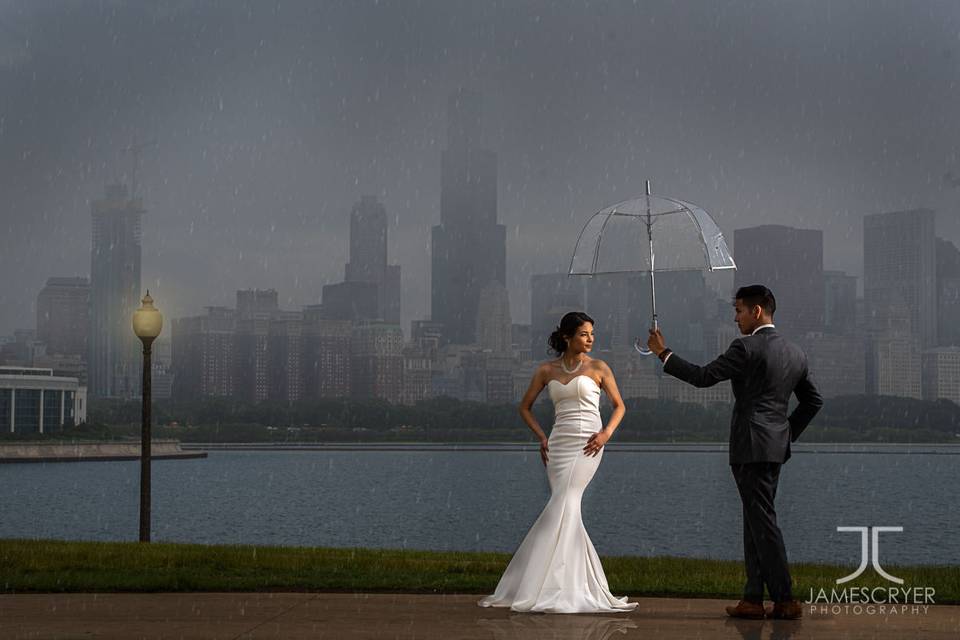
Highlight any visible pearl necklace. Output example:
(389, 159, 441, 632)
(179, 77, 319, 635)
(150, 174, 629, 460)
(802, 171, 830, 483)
(560, 356, 583, 374)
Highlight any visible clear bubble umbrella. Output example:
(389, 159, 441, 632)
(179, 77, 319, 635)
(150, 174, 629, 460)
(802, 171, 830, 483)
(568, 181, 737, 355)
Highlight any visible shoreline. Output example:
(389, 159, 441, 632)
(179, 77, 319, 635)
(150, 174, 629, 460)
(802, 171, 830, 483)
(3, 439, 957, 460)
(180, 441, 960, 455)
(0, 440, 207, 463)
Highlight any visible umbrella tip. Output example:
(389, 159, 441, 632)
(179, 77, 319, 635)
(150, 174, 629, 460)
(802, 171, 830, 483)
(645, 180, 652, 196)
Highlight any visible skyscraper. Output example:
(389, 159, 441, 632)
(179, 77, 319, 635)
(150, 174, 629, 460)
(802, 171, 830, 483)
(864, 293, 922, 399)
(350, 321, 403, 402)
(401, 343, 433, 406)
(267, 311, 303, 404)
(476, 281, 512, 353)
(823, 270, 858, 335)
(171, 306, 236, 400)
(36, 277, 90, 358)
(734, 225, 824, 338)
(863, 209, 937, 348)
(234, 289, 278, 404)
(344, 196, 401, 324)
(346, 196, 387, 284)
(431, 90, 506, 345)
(936, 238, 960, 347)
(401, 320, 443, 405)
(89, 184, 143, 398)
(301, 305, 352, 399)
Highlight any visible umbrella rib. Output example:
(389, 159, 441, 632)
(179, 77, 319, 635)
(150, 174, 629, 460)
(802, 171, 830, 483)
(568, 212, 597, 276)
(683, 206, 712, 268)
(590, 210, 617, 274)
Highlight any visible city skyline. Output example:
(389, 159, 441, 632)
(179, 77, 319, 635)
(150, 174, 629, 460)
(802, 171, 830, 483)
(10, 184, 960, 340)
(10, 195, 960, 404)
(4, 2, 960, 336)
(6, 149, 960, 338)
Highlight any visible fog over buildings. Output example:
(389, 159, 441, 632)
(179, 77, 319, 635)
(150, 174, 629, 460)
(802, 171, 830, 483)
(2, 2, 960, 338)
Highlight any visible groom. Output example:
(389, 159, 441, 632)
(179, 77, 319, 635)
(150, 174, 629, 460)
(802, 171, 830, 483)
(647, 285, 823, 620)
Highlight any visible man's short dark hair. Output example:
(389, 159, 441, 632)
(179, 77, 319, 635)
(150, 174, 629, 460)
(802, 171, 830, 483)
(735, 285, 776, 316)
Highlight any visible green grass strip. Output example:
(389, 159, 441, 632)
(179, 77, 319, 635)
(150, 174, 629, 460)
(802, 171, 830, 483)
(0, 539, 957, 603)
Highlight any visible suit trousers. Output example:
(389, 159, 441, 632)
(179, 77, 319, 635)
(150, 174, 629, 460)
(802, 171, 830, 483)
(731, 462, 793, 603)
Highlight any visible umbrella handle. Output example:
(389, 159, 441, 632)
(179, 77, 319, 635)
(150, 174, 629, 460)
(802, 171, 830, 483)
(634, 338, 653, 356)
(633, 315, 659, 356)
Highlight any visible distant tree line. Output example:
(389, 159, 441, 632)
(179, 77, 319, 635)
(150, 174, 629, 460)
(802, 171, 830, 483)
(69, 394, 960, 444)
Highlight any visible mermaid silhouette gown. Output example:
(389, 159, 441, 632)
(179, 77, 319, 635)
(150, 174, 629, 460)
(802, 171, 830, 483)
(479, 374, 637, 613)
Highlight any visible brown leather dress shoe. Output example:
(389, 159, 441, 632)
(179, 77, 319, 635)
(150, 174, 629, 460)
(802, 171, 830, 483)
(767, 600, 803, 620)
(725, 600, 766, 619)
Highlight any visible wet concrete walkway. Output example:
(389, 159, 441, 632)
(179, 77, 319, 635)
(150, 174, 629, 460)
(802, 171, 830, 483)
(0, 593, 957, 639)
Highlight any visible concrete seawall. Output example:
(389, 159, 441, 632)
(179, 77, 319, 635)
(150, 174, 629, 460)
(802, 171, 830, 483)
(0, 440, 207, 463)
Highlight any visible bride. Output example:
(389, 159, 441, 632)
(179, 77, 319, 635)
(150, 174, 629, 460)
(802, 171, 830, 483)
(479, 311, 637, 614)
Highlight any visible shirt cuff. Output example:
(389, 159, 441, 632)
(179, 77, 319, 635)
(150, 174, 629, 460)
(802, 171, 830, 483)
(661, 351, 672, 364)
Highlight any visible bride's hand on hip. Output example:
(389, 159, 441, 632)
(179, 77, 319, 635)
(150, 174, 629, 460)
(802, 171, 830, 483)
(539, 437, 549, 466)
(583, 429, 610, 457)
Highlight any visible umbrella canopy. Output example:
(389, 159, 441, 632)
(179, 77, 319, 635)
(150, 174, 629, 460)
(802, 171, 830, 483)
(568, 186, 736, 355)
(568, 194, 736, 276)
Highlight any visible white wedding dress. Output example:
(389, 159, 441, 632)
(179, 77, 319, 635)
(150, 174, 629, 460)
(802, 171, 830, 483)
(479, 374, 637, 614)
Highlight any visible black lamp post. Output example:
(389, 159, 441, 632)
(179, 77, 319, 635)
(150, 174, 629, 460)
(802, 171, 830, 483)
(132, 291, 162, 542)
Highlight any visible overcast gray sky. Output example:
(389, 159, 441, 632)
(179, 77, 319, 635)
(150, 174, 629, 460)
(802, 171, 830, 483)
(2, 0, 960, 335)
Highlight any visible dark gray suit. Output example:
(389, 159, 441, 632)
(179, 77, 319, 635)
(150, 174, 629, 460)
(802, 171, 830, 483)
(663, 326, 823, 602)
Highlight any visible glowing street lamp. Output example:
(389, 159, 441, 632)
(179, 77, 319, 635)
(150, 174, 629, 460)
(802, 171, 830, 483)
(132, 291, 163, 542)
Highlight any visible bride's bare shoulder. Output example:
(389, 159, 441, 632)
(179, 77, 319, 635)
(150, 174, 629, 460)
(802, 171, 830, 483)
(536, 360, 559, 375)
(588, 358, 613, 373)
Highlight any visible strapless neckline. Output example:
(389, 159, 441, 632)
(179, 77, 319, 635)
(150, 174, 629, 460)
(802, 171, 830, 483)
(548, 375, 600, 389)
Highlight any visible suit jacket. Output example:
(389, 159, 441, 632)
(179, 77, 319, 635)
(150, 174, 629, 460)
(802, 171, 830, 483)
(663, 327, 823, 464)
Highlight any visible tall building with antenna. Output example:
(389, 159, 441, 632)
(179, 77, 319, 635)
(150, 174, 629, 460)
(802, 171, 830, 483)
(88, 184, 143, 398)
(431, 90, 506, 345)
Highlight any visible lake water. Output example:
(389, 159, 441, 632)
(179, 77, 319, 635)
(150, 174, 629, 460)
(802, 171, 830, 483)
(1, 444, 957, 566)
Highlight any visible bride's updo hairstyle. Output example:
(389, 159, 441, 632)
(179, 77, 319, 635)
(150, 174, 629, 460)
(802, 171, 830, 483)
(548, 311, 595, 357)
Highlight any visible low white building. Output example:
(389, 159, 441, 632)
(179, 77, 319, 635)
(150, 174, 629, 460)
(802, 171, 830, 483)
(0, 367, 87, 434)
